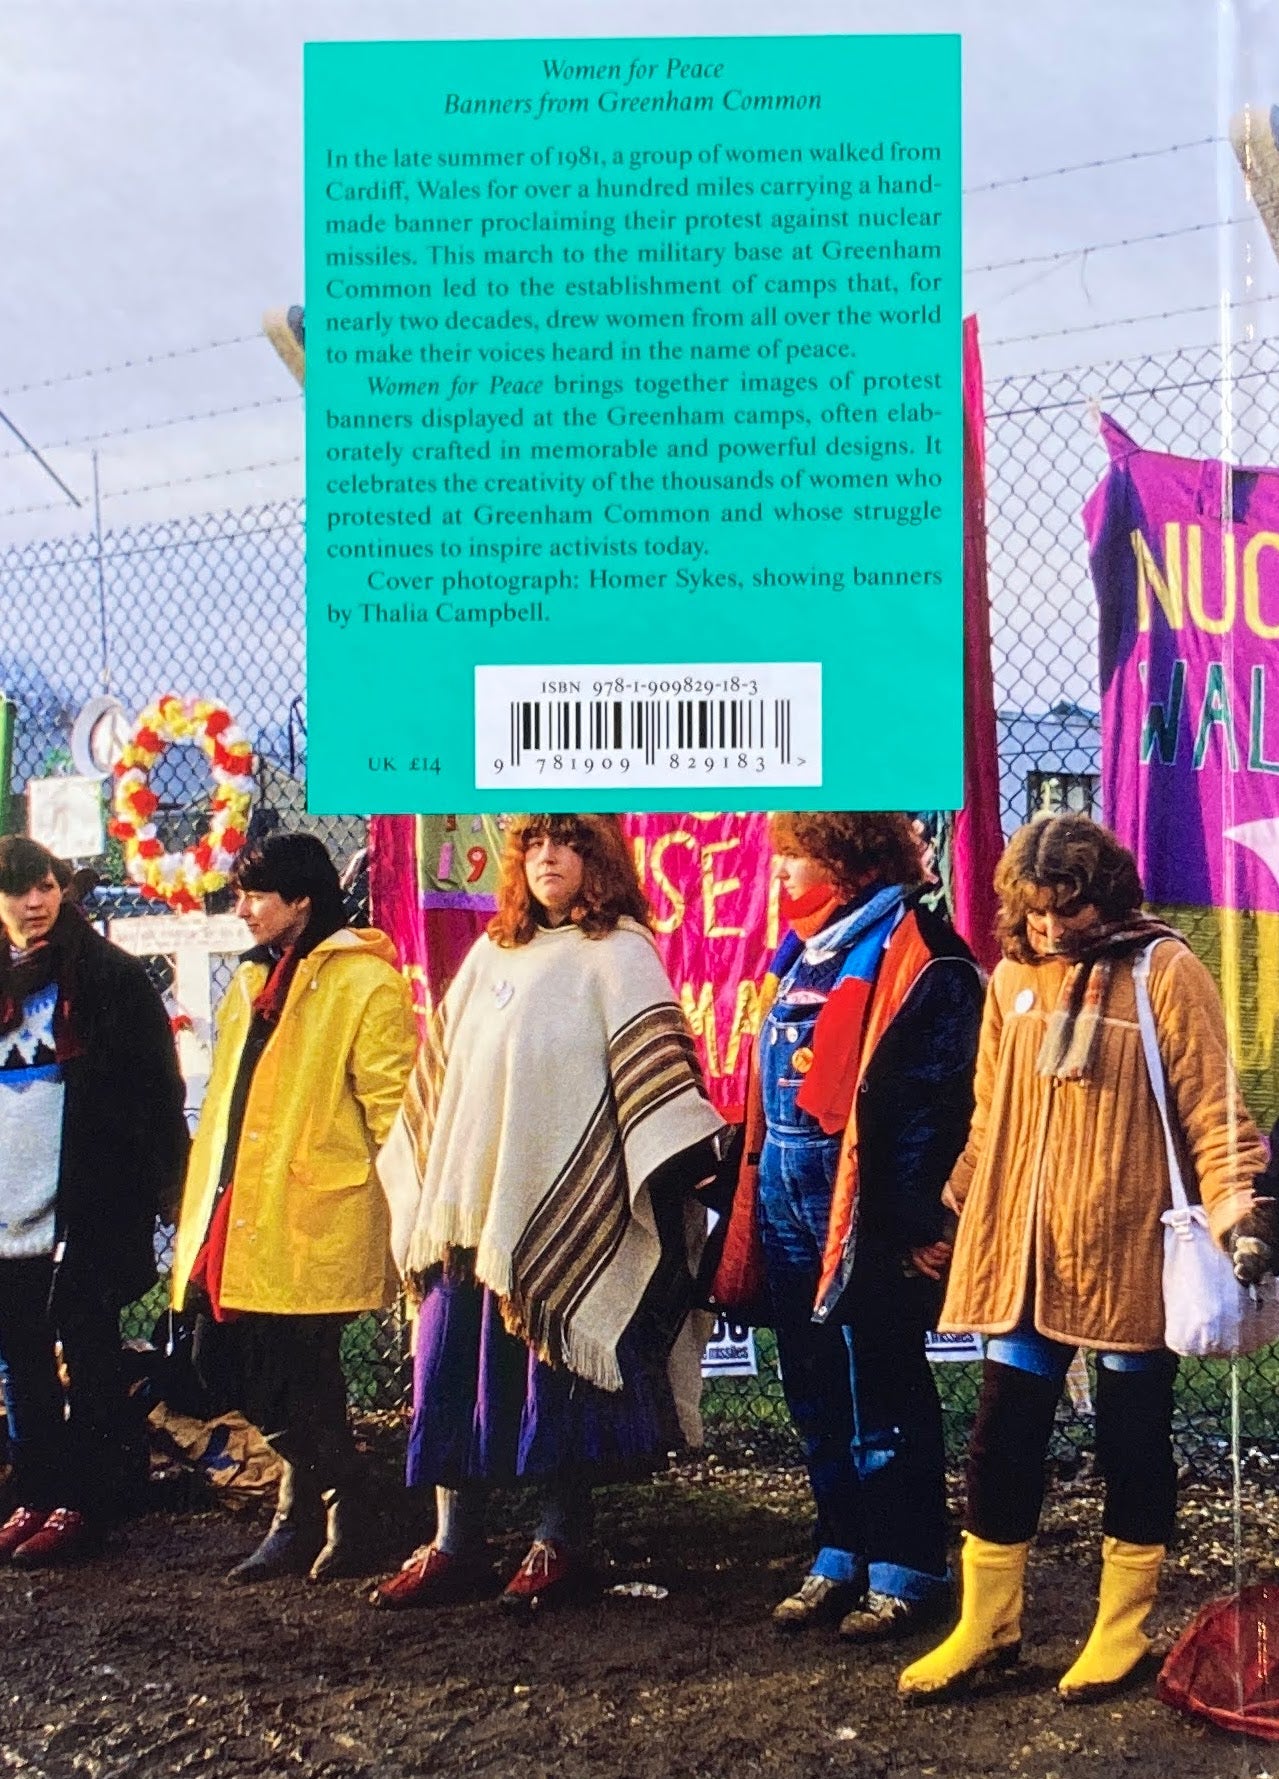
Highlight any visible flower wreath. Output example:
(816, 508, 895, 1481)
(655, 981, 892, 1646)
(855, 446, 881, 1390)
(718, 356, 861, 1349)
(109, 695, 255, 912)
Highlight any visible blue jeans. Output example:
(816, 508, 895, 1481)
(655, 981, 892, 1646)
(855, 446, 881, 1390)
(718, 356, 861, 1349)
(987, 1328, 1170, 1379)
(757, 1134, 949, 1602)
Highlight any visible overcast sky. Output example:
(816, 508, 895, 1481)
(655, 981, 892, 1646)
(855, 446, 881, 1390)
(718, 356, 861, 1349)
(0, 0, 1274, 541)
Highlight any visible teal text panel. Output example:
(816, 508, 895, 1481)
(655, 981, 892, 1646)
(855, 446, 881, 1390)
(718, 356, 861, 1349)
(305, 35, 962, 813)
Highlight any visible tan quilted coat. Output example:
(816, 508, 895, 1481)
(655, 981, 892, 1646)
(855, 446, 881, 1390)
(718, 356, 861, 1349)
(938, 941, 1267, 1352)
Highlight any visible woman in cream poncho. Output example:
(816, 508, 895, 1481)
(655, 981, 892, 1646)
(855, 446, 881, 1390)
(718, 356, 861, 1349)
(371, 814, 726, 1613)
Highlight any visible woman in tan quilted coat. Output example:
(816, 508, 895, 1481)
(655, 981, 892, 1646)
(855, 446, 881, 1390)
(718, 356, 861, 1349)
(900, 815, 1277, 1705)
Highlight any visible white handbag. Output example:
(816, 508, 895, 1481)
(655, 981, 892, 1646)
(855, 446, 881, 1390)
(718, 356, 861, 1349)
(1133, 942, 1279, 1359)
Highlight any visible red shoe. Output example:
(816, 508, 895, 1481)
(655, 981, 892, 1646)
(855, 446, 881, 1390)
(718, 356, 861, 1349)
(0, 1507, 49, 1562)
(499, 1540, 590, 1615)
(10, 1507, 92, 1568)
(368, 1544, 486, 1610)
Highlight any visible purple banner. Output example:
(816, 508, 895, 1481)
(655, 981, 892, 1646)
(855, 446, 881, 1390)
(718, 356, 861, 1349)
(1084, 416, 1279, 914)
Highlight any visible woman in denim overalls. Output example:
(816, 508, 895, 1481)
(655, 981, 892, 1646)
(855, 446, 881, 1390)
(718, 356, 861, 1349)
(758, 813, 982, 1644)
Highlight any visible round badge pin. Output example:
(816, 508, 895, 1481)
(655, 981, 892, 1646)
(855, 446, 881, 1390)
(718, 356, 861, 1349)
(1014, 988, 1034, 1014)
(493, 981, 514, 1009)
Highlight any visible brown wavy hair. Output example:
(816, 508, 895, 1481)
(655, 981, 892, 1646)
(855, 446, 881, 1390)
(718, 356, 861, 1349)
(488, 814, 653, 947)
(995, 814, 1145, 962)
(767, 812, 925, 892)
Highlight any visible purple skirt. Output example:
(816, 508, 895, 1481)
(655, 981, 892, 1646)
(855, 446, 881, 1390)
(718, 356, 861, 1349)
(405, 1269, 684, 1490)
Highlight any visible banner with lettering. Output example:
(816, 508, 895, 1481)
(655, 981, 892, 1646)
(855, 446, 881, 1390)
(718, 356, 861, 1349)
(418, 813, 506, 908)
(626, 812, 777, 1121)
(370, 811, 775, 1118)
(1083, 416, 1279, 1120)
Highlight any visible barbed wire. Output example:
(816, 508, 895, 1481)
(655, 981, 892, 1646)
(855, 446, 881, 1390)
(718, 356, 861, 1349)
(986, 292, 1279, 348)
(0, 511, 303, 574)
(992, 361, 1273, 420)
(0, 492, 90, 520)
(100, 453, 304, 501)
(2, 335, 1274, 518)
(965, 136, 1221, 196)
(968, 214, 1253, 277)
(0, 452, 303, 517)
(0, 333, 267, 400)
(0, 391, 301, 462)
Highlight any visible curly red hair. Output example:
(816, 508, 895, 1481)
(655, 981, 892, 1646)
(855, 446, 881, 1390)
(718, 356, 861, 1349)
(488, 814, 653, 947)
(767, 811, 925, 892)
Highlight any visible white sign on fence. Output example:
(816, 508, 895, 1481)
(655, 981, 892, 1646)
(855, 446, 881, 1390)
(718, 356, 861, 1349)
(27, 776, 104, 859)
(108, 912, 252, 1111)
(702, 1317, 758, 1379)
(924, 1331, 985, 1363)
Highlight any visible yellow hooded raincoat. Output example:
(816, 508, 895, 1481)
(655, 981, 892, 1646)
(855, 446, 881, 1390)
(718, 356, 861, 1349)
(172, 927, 417, 1316)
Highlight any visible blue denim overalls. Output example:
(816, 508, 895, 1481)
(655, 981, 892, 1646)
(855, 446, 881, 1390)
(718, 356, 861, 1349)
(757, 886, 950, 1603)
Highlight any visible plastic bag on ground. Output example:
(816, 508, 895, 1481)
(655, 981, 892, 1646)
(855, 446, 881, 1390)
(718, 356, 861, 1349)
(1159, 1582, 1279, 1739)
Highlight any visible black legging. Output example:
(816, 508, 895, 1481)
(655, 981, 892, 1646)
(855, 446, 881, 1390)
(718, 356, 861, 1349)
(966, 1354, 1178, 1546)
(193, 1310, 356, 1489)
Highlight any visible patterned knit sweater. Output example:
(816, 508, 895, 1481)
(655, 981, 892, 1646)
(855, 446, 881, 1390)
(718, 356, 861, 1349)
(0, 976, 64, 1258)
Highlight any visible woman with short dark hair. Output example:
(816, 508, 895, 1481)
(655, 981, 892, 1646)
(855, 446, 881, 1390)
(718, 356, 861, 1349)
(172, 831, 417, 1583)
(0, 836, 187, 1566)
(900, 814, 1276, 1702)
(371, 813, 725, 1614)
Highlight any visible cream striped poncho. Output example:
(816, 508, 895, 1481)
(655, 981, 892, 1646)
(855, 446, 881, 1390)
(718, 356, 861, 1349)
(377, 916, 726, 1400)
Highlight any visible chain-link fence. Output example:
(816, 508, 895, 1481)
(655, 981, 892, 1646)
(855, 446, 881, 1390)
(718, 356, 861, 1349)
(2, 333, 1276, 1472)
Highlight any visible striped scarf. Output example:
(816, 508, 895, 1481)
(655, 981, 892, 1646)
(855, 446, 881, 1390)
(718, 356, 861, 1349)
(1035, 914, 1185, 1081)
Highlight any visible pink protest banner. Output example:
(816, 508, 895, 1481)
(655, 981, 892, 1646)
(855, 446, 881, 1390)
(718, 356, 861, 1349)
(625, 812, 778, 1122)
(1082, 416, 1279, 1119)
(367, 811, 430, 1029)
(951, 315, 1003, 971)
(1084, 416, 1279, 914)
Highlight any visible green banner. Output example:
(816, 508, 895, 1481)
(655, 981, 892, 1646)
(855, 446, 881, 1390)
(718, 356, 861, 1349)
(0, 698, 14, 835)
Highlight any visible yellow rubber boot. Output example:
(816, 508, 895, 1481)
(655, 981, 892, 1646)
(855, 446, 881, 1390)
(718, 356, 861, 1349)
(1058, 1537, 1164, 1700)
(897, 1534, 1029, 1700)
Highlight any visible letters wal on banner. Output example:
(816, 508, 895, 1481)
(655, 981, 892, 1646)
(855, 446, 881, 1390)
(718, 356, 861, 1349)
(1083, 416, 1279, 1120)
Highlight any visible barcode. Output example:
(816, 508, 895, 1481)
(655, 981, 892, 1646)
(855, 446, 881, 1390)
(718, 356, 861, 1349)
(508, 697, 794, 766)
(475, 664, 821, 788)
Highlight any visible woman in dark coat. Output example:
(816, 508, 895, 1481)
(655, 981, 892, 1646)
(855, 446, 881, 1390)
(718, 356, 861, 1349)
(0, 836, 187, 1565)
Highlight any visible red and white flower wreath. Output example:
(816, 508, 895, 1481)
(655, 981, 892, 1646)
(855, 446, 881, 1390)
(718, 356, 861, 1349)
(109, 695, 255, 912)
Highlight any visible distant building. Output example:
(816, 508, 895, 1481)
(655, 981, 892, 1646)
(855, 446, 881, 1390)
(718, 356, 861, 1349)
(997, 702, 1101, 836)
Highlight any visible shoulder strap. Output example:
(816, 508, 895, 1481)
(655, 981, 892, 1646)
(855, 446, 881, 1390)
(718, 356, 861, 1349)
(1132, 940, 1190, 1212)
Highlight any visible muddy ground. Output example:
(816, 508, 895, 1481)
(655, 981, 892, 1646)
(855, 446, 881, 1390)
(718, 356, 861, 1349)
(2, 1440, 1278, 1779)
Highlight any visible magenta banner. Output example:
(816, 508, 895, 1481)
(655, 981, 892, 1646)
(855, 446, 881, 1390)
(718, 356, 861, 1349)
(1084, 417, 1279, 914)
(368, 813, 432, 1031)
(625, 812, 778, 1123)
(952, 313, 1003, 970)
